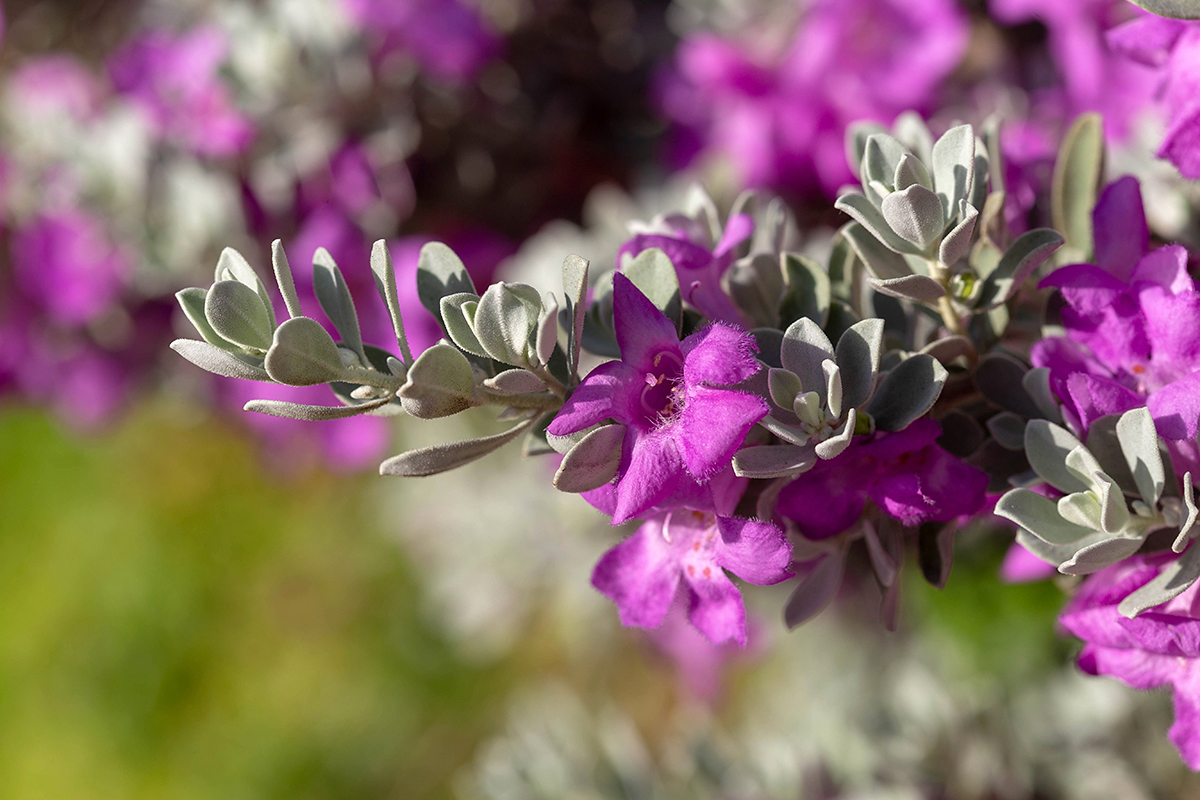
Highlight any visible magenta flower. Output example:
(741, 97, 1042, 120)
(1032, 178, 1200, 453)
(658, 0, 967, 195)
(108, 26, 253, 157)
(775, 419, 988, 540)
(1108, 16, 1200, 178)
(593, 504, 791, 646)
(1060, 554, 1200, 769)
(547, 272, 768, 525)
(11, 210, 129, 326)
(340, 0, 500, 82)
(8, 55, 104, 123)
(617, 212, 752, 325)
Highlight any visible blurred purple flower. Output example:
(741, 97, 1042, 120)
(340, 0, 500, 82)
(108, 26, 253, 157)
(1109, 16, 1200, 178)
(617, 212, 752, 325)
(11, 209, 129, 326)
(547, 272, 767, 525)
(775, 419, 988, 540)
(8, 55, 104, 122)
(1060, 554, 1200, 769)
(1032, 178, 1200, 454)
(658, 0, 968, 195)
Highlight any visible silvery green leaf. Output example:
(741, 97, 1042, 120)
(938, 201, 978, 267)
(536, 292, 559, 367)
(794, 391, 822, 429)
(815, 408, 856, 460)
(835, 318, 883, 410)
(1084, 415, 1139, 497)
(728, 252, 783, 327)
(1127, 0, 1200, 17)
(372, 240, 413, 364)
(1057, 491, 1101, 529)
(1120, 541, 1200, 619)
(398, 343, 476, 419)
(919, 335, 973, 365)
(1174, 474, 1198, 553)
(939, 408, 985, 458)
(1024, 420, 1091, 494)
(1015, 529, 1104, 568)
(893, 111, 934, 164)
(868, 273, 947, 303)
(780, 318, 835, 405)
(839, 222, 913, 283)
(880, 184, 945, 250)
(931, 124, 975, 222)
(623, 247, 681, 328)
(765, 196, 799, 254)
(866, 353, 947, 432)
(417, 241, 478, 331)
(733, 444, 817, 479)
(312, 247, 365, 363)
(835, 193, 924, 255)
(824, 301, 861, 347)
(244, 395, 392, 421)
(784, 550, 845, 629)
(176, 287, 238, 351)
(1022, 367, 1062, 424)
(768, 368, 802, 410)
(917, 522, 955, 588)
(1064, 445, 1107, 493)
(218, 248, 276, 332)
(752, 327, 783, 368)
(379, 418, 535, 477)
(759, 415, 810, 446)
(271, 240, 303, 319)
(780, 253, 831, 329)
(1052, 113, 1104, 263)
(1093, 471, 1131, 534)
(440, 293, 488, 357)
(1117, 407, 1165, 508)
(205, 279, 275, 352)
(823, 361, 843, 419)
(974, 352, 1042, 418)
(862, 520, 896, 587)
(996, 488, 1094, 545)
(893, 152, 932, 191)
(846, 121, 888, 180)
(1059, 536, 1145, 575)
(474, 282, 543, 366)
(264, 316, 348, 386)
(862, 133, 910, 195)
(170, 339, 272, 381)
(522, 416, 557, 457)
(986, 411, 1026, 451)
(482, 368, 546, 396)
(546, 423, 601, 455)
(553, 423, 624, 493)
(562, 254, 589, 377)
(976, 228, 1064, 309)
(684, 184, 721, 247)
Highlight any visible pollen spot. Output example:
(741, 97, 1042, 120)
(703, 567, 711, 577)
(687, 565, 695, 576)
(692, 541, 700, 551)
(1132, 364, 1146, 374)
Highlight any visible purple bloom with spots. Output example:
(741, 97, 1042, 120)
(658, 0, 967, 195)
(617, 212, 753, 326)
(547, 272, 768, 525)
(592, 498, 792, 646)
(1060, 554, 1200, 769)
(108, 26, 253, 157)
(775, 419, 988, 540)
(1031, 178, 1200, 471)
(1108, 15, 1200, 178)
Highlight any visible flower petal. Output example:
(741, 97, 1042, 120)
(716, 516, 792, 585)
(1093, 176, 1149, 282)
(591, 518, 680, 629)
(674, 384, 767, 479)
(1149, 371, 1200, 440)
(684, 568, 747, 646)
(611, 271, 681, 372)
(682, 323, 762, 386)
(612, 428, 685, 525)
(547, 360, 639, 435)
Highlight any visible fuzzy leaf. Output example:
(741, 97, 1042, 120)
(244, 395, 392, 421)
(1126, 0, 1200, 17)
(780, 318, 835, 406)
(176, 288, 238, 352)
(893, 152, 932, 191)
(987, 411, 1026, 451)
(1059, 536, 1145, 575)
(562, 254, 589, 377)
(205, 279, 275, 352)
(930, 124, 975, 222)
(780, 253, 831, 329)
(417, 241, 477, 326)
(372, 240, 413, 364)
(482, 368, 546, 396)
(473, 282, 543, 367)
(271, 239, 303, 319)
(768, 368, 803, 410)
(1116, 407, 1165, 508)
(1022, 367, 1063, 424)
(815, 408, 856, 460)
(920, 335, 974, 365)
(976, 228, 1064, 309)
(1120, 543, 1200, 620)
(917, 522, 955, 588)
(170, 339, 271, 381)
(881, 184, 945, 249)
(1051, 113, 1104, 262)
(868, 273, 946, 303)
(214, 247, 275, 329)
(264, 316, 348, 386)
(996, 488, 1095, 545)
(440, 293, 488, 357)
(835, 318, 883, 410)
(379, 419, 534, 476)
(623, 247, 682, 328)
(1174, 475, 1198, 553)
(784, 550, 845, 629)
(840, 221, 914, 281)
(732, 444, 817, 479)
(974, 352, 1042, 418)
(862, 133, 910, 192)
(313, 247, 365, 362)
(866, 354, 947, 432)
(836, 193, 924, 255)
(553, 424, 624, 493)
(399, 343, 476, 418)
(938, 201, 978, 267)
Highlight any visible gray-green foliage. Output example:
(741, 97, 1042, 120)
(996, 408, 1199, 616)
(1127, 0, 1200, 17)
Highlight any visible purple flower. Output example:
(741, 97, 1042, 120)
(8, 55, 104, 123)
(658, 0, 967, 195)
(108, 26, 253, 157)
(340, 0, 500, 82)
(592, 502, 791, 646)
(547, 272, 768, 525)
(775, 419, 988, 540)
(1032, 177, 1200, 452)
(1060, 554, 1200, 769)
(11, 210, 129, 326)
(1108, 16, 1200, 178)
(617, 212, 752, 325)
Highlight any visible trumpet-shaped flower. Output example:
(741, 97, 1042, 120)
(547, 272, 767, 525)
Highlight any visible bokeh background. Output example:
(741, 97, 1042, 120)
(3, 0, 1200, 797)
